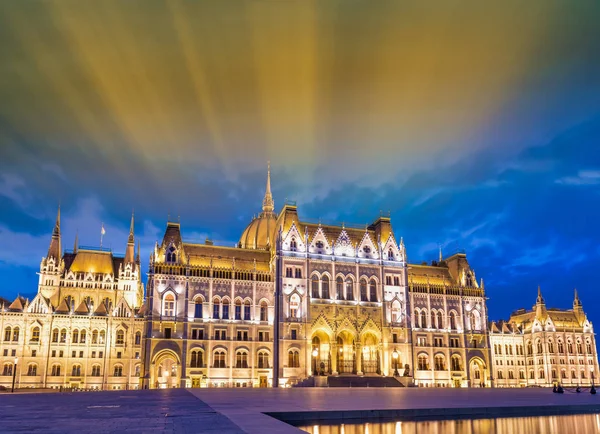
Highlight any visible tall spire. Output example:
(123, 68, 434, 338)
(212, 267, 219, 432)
(574, 288, 582, 308)
(125, 212, 135, 264)
(73, 231, 78, 254)
(136, 240, 140, 263)
(47, 205, 61, 260)
(536, 285, 544, 304)
(262, 161, 274, 214)
(535, 285, 547, 321)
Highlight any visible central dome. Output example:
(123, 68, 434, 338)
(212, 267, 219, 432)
(239, 163, 278, 250)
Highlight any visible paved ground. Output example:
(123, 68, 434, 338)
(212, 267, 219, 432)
(1, 388, 599, 433)
(0, 389, 244, 433)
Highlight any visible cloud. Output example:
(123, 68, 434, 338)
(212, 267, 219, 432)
(555, 169, 600, 185)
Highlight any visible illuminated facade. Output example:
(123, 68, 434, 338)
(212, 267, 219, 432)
(490, 288, 599, 388)
(0, 210, 144, 390)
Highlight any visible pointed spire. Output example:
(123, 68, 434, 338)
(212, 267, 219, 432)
(47, 205, 62, 260)
(574, 288, 582, 308)
(128, 211, 135, 244)
(125, 213, 135, 264)
(262, 161, 274, 214)
(536, 285, 544, 304)
(438, 244, 443, 262)
(73, 231, 78, 254)
(136, 240, 140, 262)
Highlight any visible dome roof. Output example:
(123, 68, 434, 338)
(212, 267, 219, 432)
(239, 163, 278, 250)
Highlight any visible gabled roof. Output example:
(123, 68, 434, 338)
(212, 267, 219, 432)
(74, 300, 89, 315)
(8, 296, 27, 312)
(94, 302, 108, 316)
(54, 298, 70, 314)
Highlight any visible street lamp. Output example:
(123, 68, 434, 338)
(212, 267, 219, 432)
(392, 350, 399, 376)
(312, 349, 319, 376)
(11, 357, 18, 393)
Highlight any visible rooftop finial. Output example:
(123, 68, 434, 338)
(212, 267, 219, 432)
(438, 243, 443, 262)
(262, 161, 274, 214)
(73, 231, 78, 253)
(536, 285, 544, 304)
(128, 211, 135, 244)
(47, 204, 62, 260)
(574, 288, 582, 307)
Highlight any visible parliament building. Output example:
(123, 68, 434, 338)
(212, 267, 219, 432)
(0, 167, 597, 389)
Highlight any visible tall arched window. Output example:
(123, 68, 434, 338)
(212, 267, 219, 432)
(418, 355, 428, 370)
(60, 328, 67, 343)
(51, 364, 61, 376)
(431, 311, 436, 329)
(258, 351, 269, 369)
(72, 364, 81, 376)
(321, 276, 330, 299)
(260, 301, 268, 322)
(222, 299, 230, 320)
(290, 237, 297, 251)
(80, 330, 86, 344)
(391, 301, 402, 323)
(190, 350, 203, 368)
(336, 277, 344, 300)
(434, 355, 445, 370)
(288, 350, 300, 368)
(166, 246, 177, 263)
(213, 298, 221, 319)
(31, 326, 40, 343)
(345, 278, 354, 301)
(116, 330, 125, 345)
(52, 328, 59, 343)
(437, 311, 444, 329)
(369, 279, 377, 302)
(194, 299, 203, 319)
(4, 326, 11, 342)
(12, 327, 19, 342)
(388, 249, 394, 260)
(289, 294, 300, 319)
(527, 341, 533, 355)
(449, 312, 457, 330)
(360, 279, 368, 301)
(91, 365, 101, 376)
(2, 363, 13, 376)
(135, 331, 141, 345)
(568, 341, 574, 354)
(114, 365, 123, 377)
(536, 340, 543, 354)
(72, 329, 79, 344)
(420, 310, 427, 329)
(235, 299, 242, 320)
(312, 275, 320, 299)
(235, 350, 248, 368)
(92, 330, 99, 344)
(27, 364, 37, 376)
(451, 356, 461, 371)
(163, 293, 175, 317)
(99, 330, 106, 344)
(244, 300, 251, 320)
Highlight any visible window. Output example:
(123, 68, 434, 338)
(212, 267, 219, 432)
(190, 350, 203, 368)
(537, 340, 543, 354)
(450, 338, 460, 348)
(418, 355, 429, 370)
(166, 246, 177, 263)
(539, 369, 545, 379)
(449, 312, 457, 330)
(72, 365, 81, 376)
(434, 337, 443, 347)
(32, 350, 36, 357)
(12, 327, 19, 342)
(135, 332, 141, 345)
(80, 330, 86, 344)
(470, 311, 480, 331)
(92, 365, 101, 376)
(369, 280, 377, 302)
(235, 300, 242, 320)
(345, 278, 354, 301)
(289, 294, 300, 319)
(360, 279, 368, 301)
(316, 241, 324, 250)
(213, 350, 226, 368)
(135, 365, 141, 376)
(552, 369, 557, 379)
(72, 330, 79, 344)
(295, 268, 302, 278)
(434, 355, 445, 370)
(451, 356, 461, 371)
(437, 311, 444, 329)
(31, 327, 40, 342)
(4, 326, 11, 342)
(213, 298, 220, 319)
(244, 300, 251, 320)
(394, 276, 400, 286)
(164, 328, 172, 339)
(420, 310, 427, 329)
(60, 329, 67, 343)
(27, 364, 37, 376)
(291, 329, 297, 340)
(497, 370, 504, 380)
(288, 350, 300, 368)
(194, 300, 203, 319)
(235, 351, 249, 368)
(114, 365, 123, 377)
(290, 238, 297, 251)
(577, 341, 583, 354)
(391, 301, 402, 323)
(286, 267, 293, 278)
(260, 301, 268, 322)
(388, 249, 394, 260)
(92, 330, 98, 344)
(312, 275, 320, 298)
(527, 341, 533, 355)
(258, 351, 269, 369)
(336, 277, 344, 300)
(321, 276, 330, 299)
(99, 351, 104, 358)
(586, 341, 592, 354)
(222, 299, 230, 320)
(237, 330, 249, 341)
(52, 328, 59, 343)
(568, 341, 574, 354)
(51, 365, 61, 376)
(116, 330, 125, 345)
(163, 293, 175, 317)
(386, 275, 392, 285)
(2, 363, 12, 376)
(417, 337, 427, 346)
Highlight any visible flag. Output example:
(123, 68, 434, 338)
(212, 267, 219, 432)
(101, 223, 106, 235)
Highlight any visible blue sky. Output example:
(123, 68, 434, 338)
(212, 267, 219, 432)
(0, 1, 599, 325)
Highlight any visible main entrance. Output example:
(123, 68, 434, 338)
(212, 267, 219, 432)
(152, 350, 180, 389)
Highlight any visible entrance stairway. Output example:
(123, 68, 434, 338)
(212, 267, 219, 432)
(326, 375, 405, 388)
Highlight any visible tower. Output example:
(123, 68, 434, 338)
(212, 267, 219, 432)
(573, 288, 585, 325)
(39, 206, 63, 300)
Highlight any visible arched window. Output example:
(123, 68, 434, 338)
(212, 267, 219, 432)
(135, 331, 141, 345)
(116, 329, 125, 345)
(235, 299, 242, 320)
(321, 275, 330, 299)
(431, 311, 437, 329)
(80, 330, 86, 344)
(72, 329, 79, 344)
(2, 363, 13, 376)
(451, 356, 461, 371)
(437, 311, 444, 329)
(434, 355, 445, 370)
(244, 300, 251, 320)
(27, 364, 37, 376)
(449, 312, 457, 330)
(421, 310, 428, 329)
(166, 246, 177, 263)
(31, 326, 40, 343)
(586, 340, 592, 354)
(527, 341, 533, 355)
(369, 279, 377, 302)
(290, 238, 297, 251)
(258, 351, 269, 369)
(417, 355, 429, 370)
(391, 301, 402, 323)
(235, 351, 248, 368)
(551, 369, 557, 379)
(92, 330, 98, 344)
(538, 369, 545, 379)
(288, 350, 300, 368)
(568, 341, 574, 354)
(312, 275, 320, 299)
(520, 370, 525, 380)
(72, 364, 81, 376)
(51, 364, 61, 376)
(260, 301, 268, 322)
(194, 300, 203, 319)
(52, 328, 59, 343)
(135, 364, 141, 377)
(12, 327, 19, 342)
(222, 299, 230, 320)
(360, 279, 368, 301)
(190, 350, 203, 368)
(60, 328, 67, 343)
(577, 341, 583, 354)
(345, 277, 354, 301)
(336, 277, 344, 300)
(4, 326, 11, 342)
(509, 370, 515, 380)
(388, 249, 394, 260)
(497, 370, 504, 380)
(572, 369, 577, 379)
(289, 294, 300, 319)
(163, 293, 175, 317)
(548, 341, 554, 353)
(114, 365, 123, 377)
(529, 370, 534, 380)
(213, 298, 221, 319)
(92, 365, 101, 377)
(213, 350, 226, 368)
(99, 330, 106, 344)
(536, 340, 543, 354)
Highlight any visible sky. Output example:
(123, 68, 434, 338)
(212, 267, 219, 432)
(1, 1, 600, 325)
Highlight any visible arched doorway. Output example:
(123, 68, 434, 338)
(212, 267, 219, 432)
(469, 357, 486, 387)
(311, 331, 331, 375)
(336, 331, 356, 374)
(153, 351, 180, 389)
(361, 332, 380, 374)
